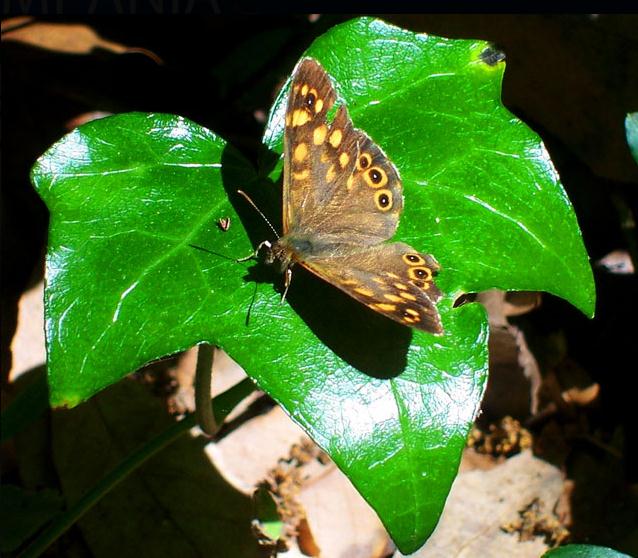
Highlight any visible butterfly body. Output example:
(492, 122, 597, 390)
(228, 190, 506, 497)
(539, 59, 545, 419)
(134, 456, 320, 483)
(267, 234, 361, 267)
(267, 58, 444, 335)
(267, 235, 327, 266)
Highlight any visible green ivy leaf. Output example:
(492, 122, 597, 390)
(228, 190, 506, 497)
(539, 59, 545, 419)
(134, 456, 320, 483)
(543, 544, 633, 558)
(31, 17, 595, 555)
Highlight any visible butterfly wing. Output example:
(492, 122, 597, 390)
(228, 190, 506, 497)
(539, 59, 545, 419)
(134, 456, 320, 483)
(283, 58, 403, 246)
(302, 242, 444, 334)
(283, 58, 336, 234)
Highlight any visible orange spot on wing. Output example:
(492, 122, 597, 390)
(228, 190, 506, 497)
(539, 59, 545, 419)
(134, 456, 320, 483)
(292, 109, 311, 127)
(374, 303, 397, 312)
(354, 287, 374, 297)
(293, 169, 310, 180)
(313, 125, 327, 145)
(329, 129, 342, 147)
(364, 166, 388, 188)
(294, 143, 308, 162)
(374, 189, 393, 212)
(357, 153, 372, 170)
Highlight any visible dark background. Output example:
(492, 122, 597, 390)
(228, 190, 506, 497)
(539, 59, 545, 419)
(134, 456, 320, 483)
(2, 13, 638, 554)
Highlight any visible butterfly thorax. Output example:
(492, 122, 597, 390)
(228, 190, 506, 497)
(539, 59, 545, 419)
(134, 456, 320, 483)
(266, 234, 326, 273)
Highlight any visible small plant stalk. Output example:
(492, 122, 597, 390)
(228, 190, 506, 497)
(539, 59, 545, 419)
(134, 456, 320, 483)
(195, 343, 218, 436)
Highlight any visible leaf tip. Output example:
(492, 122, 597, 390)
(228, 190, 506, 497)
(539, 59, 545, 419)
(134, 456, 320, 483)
(50, 390, 84, 410)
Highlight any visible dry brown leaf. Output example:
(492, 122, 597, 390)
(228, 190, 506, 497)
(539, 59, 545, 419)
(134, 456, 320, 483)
(3, 20, 128, 54)
(299, 466, 392, 558)
(8, 280, 45, 383)
(296, 516, 321, 557)
(401, 451, 564, 558)
(2, 19, 162, 63)
(208, 405, 310, 494)
(480, 323, 542, 422)
(562, 383, 600, 406)
(504, 291, 542, 316)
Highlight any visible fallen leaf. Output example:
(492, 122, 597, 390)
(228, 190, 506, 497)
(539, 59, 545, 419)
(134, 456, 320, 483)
(2, 20, 162, 63)
(9, 281, 45, 382)
(401, 451, 564, 558)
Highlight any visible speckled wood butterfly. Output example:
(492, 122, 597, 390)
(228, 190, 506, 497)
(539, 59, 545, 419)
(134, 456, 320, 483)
(256, 58, 443, 334)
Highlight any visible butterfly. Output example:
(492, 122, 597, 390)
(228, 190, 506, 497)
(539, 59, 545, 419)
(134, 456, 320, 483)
(253, 58, 443, 334)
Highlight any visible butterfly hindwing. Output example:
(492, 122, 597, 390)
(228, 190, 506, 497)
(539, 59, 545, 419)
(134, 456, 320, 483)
(302, 242, 443, 334)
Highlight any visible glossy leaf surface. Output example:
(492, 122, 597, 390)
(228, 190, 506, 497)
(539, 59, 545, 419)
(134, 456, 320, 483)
(543, 544, 632, 558)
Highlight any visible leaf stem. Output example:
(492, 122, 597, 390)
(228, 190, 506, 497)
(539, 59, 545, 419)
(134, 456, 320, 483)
(195, 343, 218, 436)
(18, 377, 255, 558)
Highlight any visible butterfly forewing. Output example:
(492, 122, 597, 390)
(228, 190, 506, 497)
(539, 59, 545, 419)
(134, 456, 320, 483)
(283, 58, 337, 233)
(283, 59, 403, 245)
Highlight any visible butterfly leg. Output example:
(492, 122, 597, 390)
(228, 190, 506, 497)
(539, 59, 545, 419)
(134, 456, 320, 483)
(281, 266, 293, 303)
(236, 240, 272, 263)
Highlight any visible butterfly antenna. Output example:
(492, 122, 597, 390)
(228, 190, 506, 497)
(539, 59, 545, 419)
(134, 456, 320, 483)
(236, 190, 279, 239)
